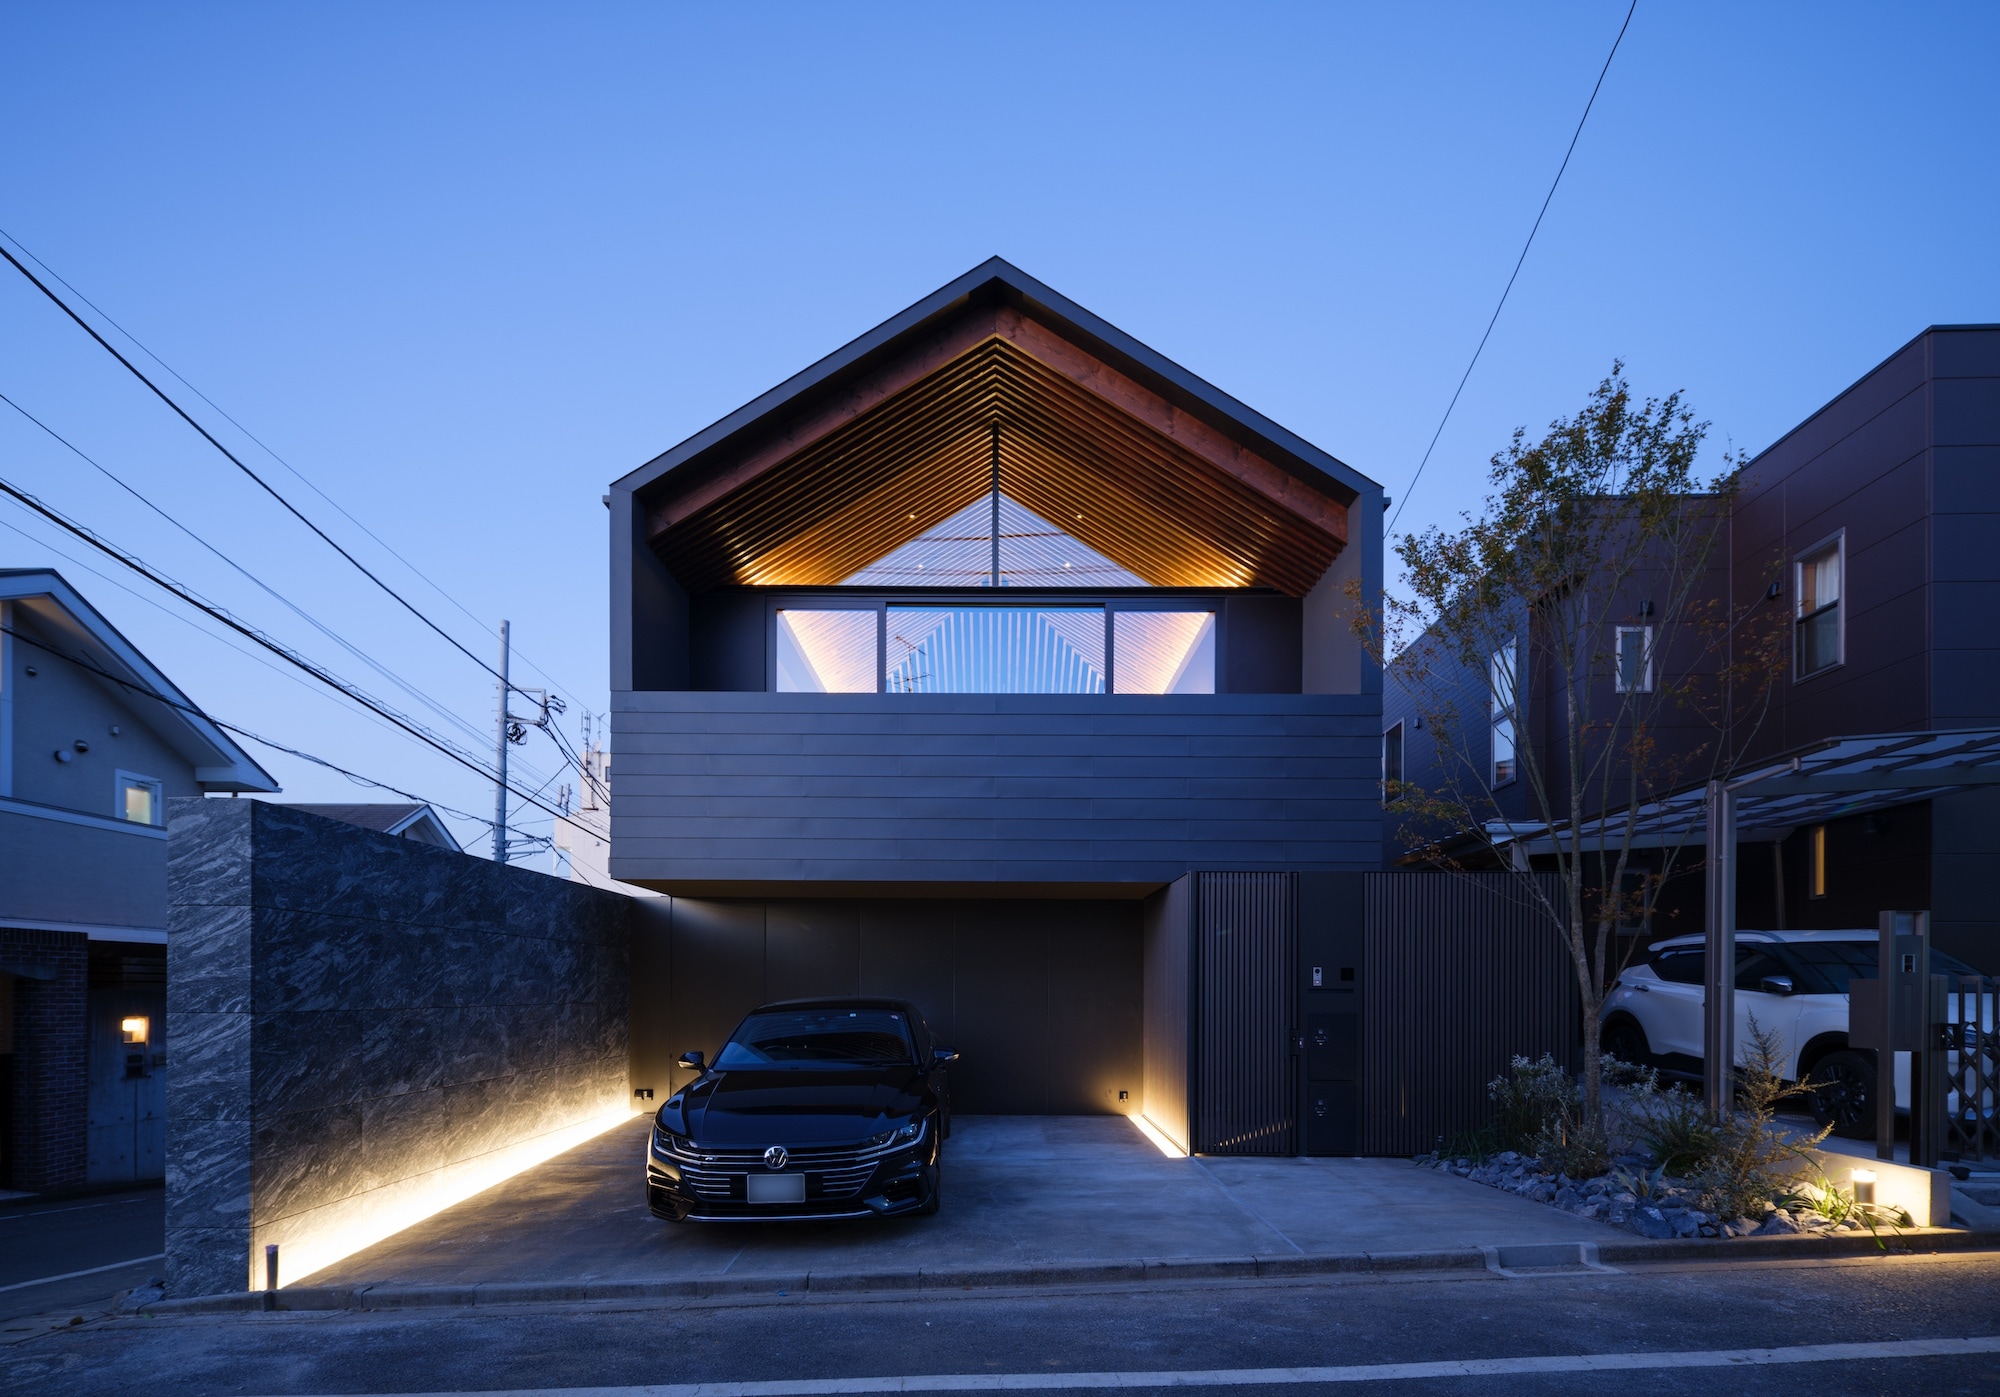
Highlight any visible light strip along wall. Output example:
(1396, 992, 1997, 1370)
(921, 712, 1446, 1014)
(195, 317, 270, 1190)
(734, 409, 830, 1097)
(165, 800, 634, 1296)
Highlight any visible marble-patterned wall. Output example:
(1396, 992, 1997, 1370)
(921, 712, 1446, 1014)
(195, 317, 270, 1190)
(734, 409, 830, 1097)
(165, 799, 630, 1296)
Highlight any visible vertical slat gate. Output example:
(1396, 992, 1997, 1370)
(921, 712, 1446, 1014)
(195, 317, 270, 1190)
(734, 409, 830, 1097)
(1193, 871, 1297, 1155)
(1362, 871, 1574, 1157)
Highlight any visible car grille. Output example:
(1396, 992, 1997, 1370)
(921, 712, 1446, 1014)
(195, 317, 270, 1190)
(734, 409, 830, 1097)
(675, 1141, 899, 1202)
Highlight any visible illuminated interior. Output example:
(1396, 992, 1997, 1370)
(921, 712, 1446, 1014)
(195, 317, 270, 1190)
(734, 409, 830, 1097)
(120, 1015, 149, 1045)
(1113, 612, 1216, 695)
(775, 609, 878, 693)
(886, 605, 1106, 694)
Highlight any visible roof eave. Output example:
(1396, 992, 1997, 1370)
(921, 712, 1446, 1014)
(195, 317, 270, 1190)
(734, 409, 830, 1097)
(613, 257, 1379, 507)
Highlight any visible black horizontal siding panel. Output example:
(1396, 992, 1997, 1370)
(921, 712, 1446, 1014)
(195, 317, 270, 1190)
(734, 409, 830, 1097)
(612, 690, 1378, 889)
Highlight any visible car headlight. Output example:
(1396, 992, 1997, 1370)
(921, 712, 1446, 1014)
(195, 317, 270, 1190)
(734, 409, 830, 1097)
(866, 1119, 925, 1150)
(652, 1127, 697, 1160)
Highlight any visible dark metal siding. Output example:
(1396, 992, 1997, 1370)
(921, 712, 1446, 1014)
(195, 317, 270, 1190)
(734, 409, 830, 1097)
(635, 896, 1142, 1114)
(1193, 871, 1297, 1155)
(1140, 876, 1192, 1152)
(611, 691, 1381, 892)
(1361, 871, 1574, 1156)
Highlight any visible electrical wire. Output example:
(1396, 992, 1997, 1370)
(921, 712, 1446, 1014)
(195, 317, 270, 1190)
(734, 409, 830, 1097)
(0, 389, 555, 782)
(0, 622, 548, 847)
(0, 238, 545, 698)
(0, 226, 582, 706)
(0, 467, 577, 825)
(1386, 0, 1638, 539)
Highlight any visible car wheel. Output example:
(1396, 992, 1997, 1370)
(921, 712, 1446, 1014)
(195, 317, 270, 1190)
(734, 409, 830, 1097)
(1810, 1050, 1877, 1139)
(1600, 1017, 1650, 1067)
(917, 1164, 941, 1216)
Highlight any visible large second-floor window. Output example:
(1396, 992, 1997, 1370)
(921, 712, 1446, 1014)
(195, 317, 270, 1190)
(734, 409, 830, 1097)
(774, 600, 1218, 694)
(1489, 640, 1517, 787)
(1382, 721, 1404, 803)
(1796, 537, 1843, 677)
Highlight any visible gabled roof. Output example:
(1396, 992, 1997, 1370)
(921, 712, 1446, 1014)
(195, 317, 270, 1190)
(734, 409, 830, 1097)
(0, 568, 278, 792)
(279, 802, 461, 851)
(616, 258, 1378, 598)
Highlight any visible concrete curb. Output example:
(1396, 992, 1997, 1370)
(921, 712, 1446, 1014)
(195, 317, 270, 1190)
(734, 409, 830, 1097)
(139, 1227, 1998, 1316)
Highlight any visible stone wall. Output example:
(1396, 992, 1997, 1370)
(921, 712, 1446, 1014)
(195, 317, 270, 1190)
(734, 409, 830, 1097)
(0, 926, 89, 1190)
(165, 800, 631, 1296)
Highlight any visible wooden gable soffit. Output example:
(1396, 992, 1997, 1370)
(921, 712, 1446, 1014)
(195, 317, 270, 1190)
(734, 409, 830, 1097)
(644, 307, 1350, 549)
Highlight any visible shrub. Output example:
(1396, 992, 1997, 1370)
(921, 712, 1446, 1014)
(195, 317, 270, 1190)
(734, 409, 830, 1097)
(1488, 1053, 1578, 1154)
(1691, 1017, 1831, 1220)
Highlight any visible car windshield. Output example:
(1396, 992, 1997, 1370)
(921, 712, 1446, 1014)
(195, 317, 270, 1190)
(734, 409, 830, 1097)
(1782, 941, 1979, 994)
(714, 1008, 913, 1069)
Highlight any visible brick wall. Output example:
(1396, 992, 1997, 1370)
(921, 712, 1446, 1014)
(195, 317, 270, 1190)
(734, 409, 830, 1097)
(2, 927, 89, 1191)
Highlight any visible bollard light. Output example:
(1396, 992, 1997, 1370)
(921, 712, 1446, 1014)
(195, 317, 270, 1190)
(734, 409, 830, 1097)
(1851, 1168, 1876, 1206)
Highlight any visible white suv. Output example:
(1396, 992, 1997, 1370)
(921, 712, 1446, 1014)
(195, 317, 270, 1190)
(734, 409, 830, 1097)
(1598, 929, 1983, 1138)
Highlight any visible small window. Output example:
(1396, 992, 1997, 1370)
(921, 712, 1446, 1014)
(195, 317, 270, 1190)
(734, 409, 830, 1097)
(116, 771, 164, 827)
(1112, 611, 1215, 694)
(1382, 722, 1405, 802)
(1808, 824, 1827, 898)
(775, 609, 878, 693)
(1795, 538, 1842, 677)
(1614, 625, 1653, 694)
(1489, 640, 1517, 787)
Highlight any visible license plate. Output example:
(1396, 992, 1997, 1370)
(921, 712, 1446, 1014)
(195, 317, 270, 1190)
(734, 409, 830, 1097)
(746, 1173, 807, 1204)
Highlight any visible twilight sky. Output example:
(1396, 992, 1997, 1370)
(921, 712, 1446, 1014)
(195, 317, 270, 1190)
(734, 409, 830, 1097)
(1, 3, 1994, 859)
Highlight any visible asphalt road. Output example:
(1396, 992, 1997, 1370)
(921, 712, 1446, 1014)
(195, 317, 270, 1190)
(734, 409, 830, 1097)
(0, 1187, 163, 1323)
(4, 1248, 1997, 1395)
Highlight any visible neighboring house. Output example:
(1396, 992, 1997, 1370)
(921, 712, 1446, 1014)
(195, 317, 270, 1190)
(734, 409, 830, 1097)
(1384, 325, 2000, 972)
(552, 741, 657, 895)
(278, 802, 461, 851)
(608, 258, 1385, 1151)
(0, 569, 277, 1191)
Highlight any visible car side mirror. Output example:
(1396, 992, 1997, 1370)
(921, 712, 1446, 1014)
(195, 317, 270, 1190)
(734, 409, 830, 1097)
(1759, 975, 1794, 996)
(933, 1047, 960, 1065)
(677, 1050, 706, 1071)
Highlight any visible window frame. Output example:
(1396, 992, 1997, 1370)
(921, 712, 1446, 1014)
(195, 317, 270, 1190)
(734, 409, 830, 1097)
(114, 769, 165, 827)
(1793, 530, 1845, 681)
(1382, 720, 1405, 804)
(1489, 638, 1518, 788)
(1613, 624, 1654, 694)
(761, 590, 1230, 696)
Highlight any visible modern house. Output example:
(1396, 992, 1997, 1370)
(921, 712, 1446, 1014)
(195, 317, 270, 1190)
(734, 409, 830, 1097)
(608, 259, 1387, 1152)
(0, 569, 276, 1191)
(1383, 325, 2000, 974)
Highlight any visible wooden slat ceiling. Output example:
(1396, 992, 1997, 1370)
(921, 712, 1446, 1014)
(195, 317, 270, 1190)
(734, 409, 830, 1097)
(648, 335, 1348, 597)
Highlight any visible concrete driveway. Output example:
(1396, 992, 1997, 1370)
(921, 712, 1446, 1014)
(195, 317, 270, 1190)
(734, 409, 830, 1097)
(303, 1115, 1620, 1291)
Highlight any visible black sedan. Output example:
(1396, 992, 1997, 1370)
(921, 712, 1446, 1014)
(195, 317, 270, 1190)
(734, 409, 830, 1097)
(645, 997, 956, 1222)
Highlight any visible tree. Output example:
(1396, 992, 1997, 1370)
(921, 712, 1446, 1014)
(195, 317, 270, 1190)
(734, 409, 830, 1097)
(1357, 368, 1785, 1137)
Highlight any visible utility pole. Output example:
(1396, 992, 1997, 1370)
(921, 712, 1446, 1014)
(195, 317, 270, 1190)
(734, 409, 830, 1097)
(493, 619, 511, 862)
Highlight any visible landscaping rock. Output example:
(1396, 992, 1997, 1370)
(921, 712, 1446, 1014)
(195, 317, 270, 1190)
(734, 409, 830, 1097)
(1554, 1186, 1582, 1209)
(1754, 1212, 1804, 1236)
(1629, 1205, 1676, 1239)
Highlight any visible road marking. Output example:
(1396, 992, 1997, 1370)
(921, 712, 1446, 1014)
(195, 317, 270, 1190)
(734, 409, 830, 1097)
(0, 1196, 154, 1222)
(0, 1253, 164, 1294)
(284, 1335, 2000, 1396)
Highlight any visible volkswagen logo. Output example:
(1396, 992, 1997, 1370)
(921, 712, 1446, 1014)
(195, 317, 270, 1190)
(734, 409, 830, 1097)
(763, 1145, 788, 1171)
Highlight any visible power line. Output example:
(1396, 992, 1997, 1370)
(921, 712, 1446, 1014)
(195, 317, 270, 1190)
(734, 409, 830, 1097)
(0, 468, 577, 827)
(0, 238, 528, 693)
(0, 622, 548, 847)
(0, 389, 553, 780)
(0, 224, 579, 703)
(1386, 0, 1638, 539)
